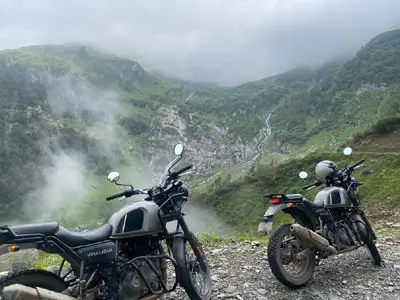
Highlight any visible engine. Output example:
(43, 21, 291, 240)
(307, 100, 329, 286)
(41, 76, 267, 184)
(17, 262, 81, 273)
(117, 238, 167, 300)
(325, 210, 361, 251)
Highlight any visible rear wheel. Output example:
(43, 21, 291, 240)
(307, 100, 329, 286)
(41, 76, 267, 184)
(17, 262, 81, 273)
(0, 269, 68, 298)
(267, 224, 316, 289)
(172, 232, 212, 300)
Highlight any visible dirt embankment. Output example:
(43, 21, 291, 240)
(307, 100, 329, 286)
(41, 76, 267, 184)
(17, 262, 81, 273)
(351, 126, 400, 153)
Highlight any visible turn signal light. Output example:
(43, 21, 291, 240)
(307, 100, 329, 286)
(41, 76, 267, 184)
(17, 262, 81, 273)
(8, 245, 20, 252)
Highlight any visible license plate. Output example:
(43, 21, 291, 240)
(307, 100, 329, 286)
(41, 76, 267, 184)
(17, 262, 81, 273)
(257, 221, 273, 236)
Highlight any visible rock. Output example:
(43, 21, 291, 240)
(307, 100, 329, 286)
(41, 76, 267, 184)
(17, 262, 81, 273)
(225, 286, 236, 293)
(256, 288, 267, 295)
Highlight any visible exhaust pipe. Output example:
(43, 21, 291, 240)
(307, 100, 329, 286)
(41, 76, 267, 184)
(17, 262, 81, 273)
(2, 284, 162, 300)
(2, 284, 77, 300)
(290, 224, 337, 254)
(140, 295, 161, 300)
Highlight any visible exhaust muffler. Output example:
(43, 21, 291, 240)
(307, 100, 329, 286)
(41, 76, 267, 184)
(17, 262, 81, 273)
(2, 284, 77, 300)
(140, 295, 161, 300)
(2, 284, 163, 300)
(290, 224, 337, 254)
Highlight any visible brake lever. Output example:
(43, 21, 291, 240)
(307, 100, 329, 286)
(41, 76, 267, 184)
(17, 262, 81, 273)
(179, 171, 194, 177)
(136, 189, 148, 194)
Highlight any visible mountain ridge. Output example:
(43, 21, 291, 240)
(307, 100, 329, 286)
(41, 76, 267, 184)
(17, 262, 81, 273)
(0, 28, 399, 227)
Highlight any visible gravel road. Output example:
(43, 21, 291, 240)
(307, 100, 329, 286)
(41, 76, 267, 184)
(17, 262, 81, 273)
(164, 236, 400, 300)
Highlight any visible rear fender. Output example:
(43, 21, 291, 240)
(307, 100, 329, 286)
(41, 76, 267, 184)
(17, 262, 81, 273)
(258, 203, 318, 235)
(0, 226, 45, 256)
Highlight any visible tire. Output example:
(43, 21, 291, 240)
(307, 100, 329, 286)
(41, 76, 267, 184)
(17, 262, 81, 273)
(267, 224, 316, 289)
(356, 213, 382, 265)
(172, 232, 212, 300)
(0, 269, 68, 296)
(365, 237, 382, 266)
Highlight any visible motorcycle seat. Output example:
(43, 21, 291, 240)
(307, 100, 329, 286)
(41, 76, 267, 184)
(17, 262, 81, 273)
(303, 198, 324, 209)
(55, 224, 112, 247)
(10, 222, 59, 236)
(286, 194, 304, 201)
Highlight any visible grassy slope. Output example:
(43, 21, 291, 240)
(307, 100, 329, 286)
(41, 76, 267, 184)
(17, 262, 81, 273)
(192, 149, 400, 234)
(189, 29, 400, 234)
(2, 30, 400, 269)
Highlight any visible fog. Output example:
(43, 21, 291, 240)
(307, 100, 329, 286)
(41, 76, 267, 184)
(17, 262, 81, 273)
(1, 0, 400, 85)
(17, 70, 230, 235)
(22, 72, 129, 222)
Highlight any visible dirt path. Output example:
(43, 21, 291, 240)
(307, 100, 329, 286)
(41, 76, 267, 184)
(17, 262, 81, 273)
(165, 237, 400, 300)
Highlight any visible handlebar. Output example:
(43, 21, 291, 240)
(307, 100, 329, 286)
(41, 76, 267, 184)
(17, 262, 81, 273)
(347, 159, 365, 172)
(106, 188, 148, 201)
(106, 164, 193, 201)
(170, 164, 193, 177)
(302, 181, 322, 190)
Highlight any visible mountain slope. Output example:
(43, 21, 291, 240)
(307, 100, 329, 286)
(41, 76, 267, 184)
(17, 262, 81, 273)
(1, 28, 400, 227)
(190, 29, 400, 233)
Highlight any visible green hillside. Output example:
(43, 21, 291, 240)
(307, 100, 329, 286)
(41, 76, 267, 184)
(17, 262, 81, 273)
(190, 28, 400, 233)
(0, 29, 399, 232)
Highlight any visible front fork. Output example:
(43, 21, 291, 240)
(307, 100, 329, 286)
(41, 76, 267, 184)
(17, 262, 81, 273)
(357, 209, 377, 241)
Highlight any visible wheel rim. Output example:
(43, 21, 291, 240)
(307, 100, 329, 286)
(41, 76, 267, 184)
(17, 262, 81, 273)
(278, 233, 314, 279)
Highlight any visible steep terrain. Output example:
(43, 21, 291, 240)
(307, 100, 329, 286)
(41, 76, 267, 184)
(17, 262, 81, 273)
(1, 28, 400, 300)
(190, 28, 400, 234)
(0, 29, 400, 229)
(0, 44, 332, 223)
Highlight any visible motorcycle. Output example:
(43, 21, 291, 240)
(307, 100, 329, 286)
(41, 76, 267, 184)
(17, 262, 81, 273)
(0, 143, 212, 300)
(257, 147, 382, 289)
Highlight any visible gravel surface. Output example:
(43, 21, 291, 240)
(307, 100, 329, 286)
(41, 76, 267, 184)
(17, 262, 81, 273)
(164, 236, 400, 300)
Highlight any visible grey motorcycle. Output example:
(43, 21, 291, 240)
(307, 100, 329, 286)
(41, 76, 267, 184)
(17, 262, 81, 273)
(0, 143, 212, 300)
(257, 147, 382, 289)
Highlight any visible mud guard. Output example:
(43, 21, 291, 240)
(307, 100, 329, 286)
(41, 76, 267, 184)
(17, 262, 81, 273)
(258, 203, 318, 235)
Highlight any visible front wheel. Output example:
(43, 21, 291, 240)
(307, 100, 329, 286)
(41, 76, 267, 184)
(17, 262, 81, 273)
(172, 232, 212, 300)
(365, 237, 382, 266)
(267, 224, 316, 289)
(355, 212, 382, 265)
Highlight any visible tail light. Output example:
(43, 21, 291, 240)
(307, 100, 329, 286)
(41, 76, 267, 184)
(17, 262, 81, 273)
(269, 198, 281, 204)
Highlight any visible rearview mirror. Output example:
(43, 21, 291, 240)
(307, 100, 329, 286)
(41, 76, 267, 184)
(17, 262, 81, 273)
(174, 143, 184, 156)
(299, 171, 308, 179)
(343, 147, 352, 156)
(107, 171, 120, 183)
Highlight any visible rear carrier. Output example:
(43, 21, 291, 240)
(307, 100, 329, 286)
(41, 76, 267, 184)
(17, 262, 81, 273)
(263, 193, 304, 205)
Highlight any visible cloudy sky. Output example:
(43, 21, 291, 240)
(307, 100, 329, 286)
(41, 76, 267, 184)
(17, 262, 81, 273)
(0, 0, 399, 86)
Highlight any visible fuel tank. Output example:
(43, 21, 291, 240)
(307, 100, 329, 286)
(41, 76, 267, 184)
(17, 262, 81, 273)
(107, 200, 165, 238)
(314, 186, 352, 209)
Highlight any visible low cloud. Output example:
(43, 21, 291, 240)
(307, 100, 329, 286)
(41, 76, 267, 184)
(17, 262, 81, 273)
(0, 0, 399, 85)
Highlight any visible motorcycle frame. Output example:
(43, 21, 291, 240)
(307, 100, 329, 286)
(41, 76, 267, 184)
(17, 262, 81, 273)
(0, 194, 193, 298)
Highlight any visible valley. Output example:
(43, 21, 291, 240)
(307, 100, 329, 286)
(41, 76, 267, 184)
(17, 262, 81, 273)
(0, 29, 399, 235)
(0, 26, 400, 300)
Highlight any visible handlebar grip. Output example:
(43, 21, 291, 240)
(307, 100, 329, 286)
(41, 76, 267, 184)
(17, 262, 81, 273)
(302, 183, 315, 190)
(350, 159, 365, 170)
(176, 164, 193, 175)
(106, 190, 128, 201)
(302, 181, 321, 190)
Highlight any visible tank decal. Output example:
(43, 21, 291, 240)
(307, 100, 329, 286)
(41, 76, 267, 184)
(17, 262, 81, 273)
(314, 187, 352, 208)
(107, 200, 165, 237)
